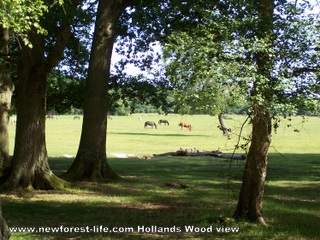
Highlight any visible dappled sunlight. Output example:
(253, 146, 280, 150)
(3, 116, 320, 239)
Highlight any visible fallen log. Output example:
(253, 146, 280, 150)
(153, 148, 246, 160)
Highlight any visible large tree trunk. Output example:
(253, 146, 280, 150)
(0, 34, 67, 190)
(233, 0, 274, 225)
(0, 25, 12, 240)
(233, 107, 271, 226)
(64, 0, 135, 182)
(0, 206, 9, 240)
(0, 1, 78, 190)
(0, 26, 14, 178)
(0, 18, 75, 190)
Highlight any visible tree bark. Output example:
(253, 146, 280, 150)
(64, 0, 134, 181)
(233, 0, 274, 226)
(218, 113, 230, 138)
(233, 107, 271, 226)
(0, 206, 10, 240)
(0, 0, 81, 191)
(0, 14, 76, 190)
(0, 25, 12, 240)
(0, 33, 67, 190)
(0, 26, 14, 178)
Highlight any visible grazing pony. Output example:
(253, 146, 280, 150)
(179, 122, 192, 131)
(144, 121, 157, 129)
(73, 116, 80, 120)
(158, 119, 169, 126)
(46, 115, 54, 119)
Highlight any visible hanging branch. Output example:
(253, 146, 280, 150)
(227, 114, 252, 184)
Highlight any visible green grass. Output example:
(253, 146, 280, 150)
(2, 114, 320, 239)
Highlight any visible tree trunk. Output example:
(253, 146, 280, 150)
(233, 107, 271, 226)
(0, 0, 79, 190)
(233, 0, 274, 226)
(218, 113, 230, 138)
(0, 206, 10, 240)
(0, 25, 12, 240)
(0, 26, 14, 178)
(1, 40, 64, 190)
(64, 0, 133, 182)
(0, 32, 68, 191)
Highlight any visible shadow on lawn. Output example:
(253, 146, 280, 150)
(264, 184, 320, 239)
(3, 164, 237, 239)
(3, 199, 221, 240)
(3, 182, 319, 239)
(267, 153, 320, 181)
(2, 154, 320, 239)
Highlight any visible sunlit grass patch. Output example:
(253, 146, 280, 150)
(3, 114, 320, 239)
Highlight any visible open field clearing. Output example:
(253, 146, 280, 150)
(3, 114, 320, 239)
(8, 114, 320, 157)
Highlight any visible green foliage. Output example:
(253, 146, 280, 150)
(114, 1, 221, 115)
(163, 7, 249, 115)
(108, 74, 174, 115)
(0, 0, 63, 48)
(163, 1, 320, 117)
(47, 70, 85, 114)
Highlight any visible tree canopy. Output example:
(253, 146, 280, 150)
(0, 0, 63, 48)
(163, 0, 320, 116)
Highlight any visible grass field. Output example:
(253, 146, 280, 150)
(2, 114, 320, 239)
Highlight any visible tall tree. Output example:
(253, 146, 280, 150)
(0, 0, 55, 231)
(0, 25, 13, 181)
(0, 0, 50, 183)
(0, 0, 85, 190)
(162, 0, 319, 225)
(65, 0, 138, 181)
(0, 25, 12, 240)
(233, 0, 274, 226)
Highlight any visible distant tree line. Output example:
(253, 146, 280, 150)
(10, 70, 319, 116)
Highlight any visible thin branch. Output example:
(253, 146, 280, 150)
(227, 114, 252, 187)
(291, 67, 320, 77)
(45, 20, 72, 71)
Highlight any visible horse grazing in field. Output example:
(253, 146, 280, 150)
(144, 121, 157, 129)
(73, 116, 80, 120)
(46, 115, 55, 119)
(158, 119, 169, 126)
(179, 122, 192, 131)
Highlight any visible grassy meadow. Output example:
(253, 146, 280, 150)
(2, 114, 320, 239)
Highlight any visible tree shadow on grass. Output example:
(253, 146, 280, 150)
(267, 153, 320, 181)
(2, 193, 236, 240)
(264, 184, 320, 239)
(2, 180, 319, 240)
(42, 154, 320, 239)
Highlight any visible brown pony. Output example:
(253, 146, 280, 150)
(144, 121, 157, 129)
(73, 116, 80, 120)
(179, 122, 192, 131)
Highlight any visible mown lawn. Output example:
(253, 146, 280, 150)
(2, 114, 320, 239)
